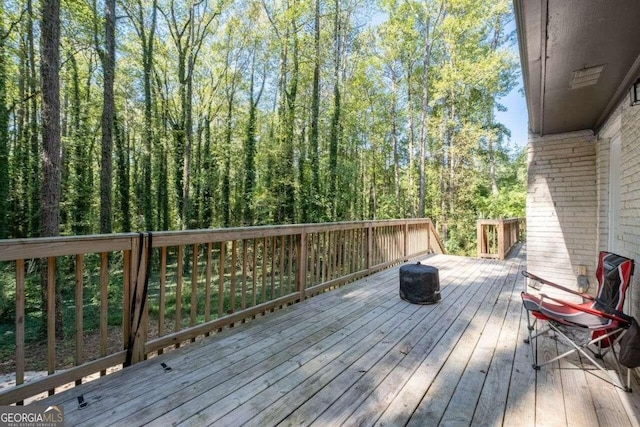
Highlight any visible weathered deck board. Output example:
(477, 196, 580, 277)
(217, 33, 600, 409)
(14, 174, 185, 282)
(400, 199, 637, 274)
(374, 261, 512, 427)
(34, 245, 640, 427)
(255, 257, 489, 427)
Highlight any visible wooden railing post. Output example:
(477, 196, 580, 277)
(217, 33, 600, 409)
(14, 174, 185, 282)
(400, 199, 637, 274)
(426, 221, 431, 253)
(126, 234, 148, 366)
(297, 230, 307, 301)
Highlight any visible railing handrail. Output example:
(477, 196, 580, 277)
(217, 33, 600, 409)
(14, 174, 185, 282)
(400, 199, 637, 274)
(0, 218, 444, 405)
(476, 218, 522, 225)
(0, 219, 442, 256)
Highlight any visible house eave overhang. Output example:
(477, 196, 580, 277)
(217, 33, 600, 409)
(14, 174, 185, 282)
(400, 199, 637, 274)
(514, 0, 640, 137)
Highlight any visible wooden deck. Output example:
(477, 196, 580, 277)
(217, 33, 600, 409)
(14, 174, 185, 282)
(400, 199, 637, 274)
(40, 245, 640, 426)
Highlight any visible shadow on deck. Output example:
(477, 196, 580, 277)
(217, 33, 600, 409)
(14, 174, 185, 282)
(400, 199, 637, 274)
(39, 244, 640, 426)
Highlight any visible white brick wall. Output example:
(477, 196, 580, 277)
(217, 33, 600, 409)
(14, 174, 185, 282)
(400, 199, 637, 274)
(595, 137, 610, 254)
(617, 101, 640, 317)
(526, 131, 597, 291)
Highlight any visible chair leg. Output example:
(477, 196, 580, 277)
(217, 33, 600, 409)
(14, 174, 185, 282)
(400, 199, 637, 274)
(609, 340, 633, 393)
(547, 324, 632, 392)
(524, 311, 539, 369)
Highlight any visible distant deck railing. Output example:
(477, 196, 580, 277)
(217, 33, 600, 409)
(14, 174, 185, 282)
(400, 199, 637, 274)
(476, 218, 525, 260)
(0, 219, 444, 405)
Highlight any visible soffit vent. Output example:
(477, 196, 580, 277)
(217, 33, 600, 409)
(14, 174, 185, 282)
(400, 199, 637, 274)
(570, 65, 606, 89)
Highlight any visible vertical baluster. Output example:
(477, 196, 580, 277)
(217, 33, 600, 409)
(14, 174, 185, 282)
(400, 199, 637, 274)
(75, 254, 84, 385)
(252, 239, 258, 307)
(382, 226, 387, 263)
(190, 244, 198, 334)
(325, 231, 330, 281)
(378, 226, 387, 264)
(337, 230, 344, 276)
(313, 233, 318, 284)
(205, 243, 212, 323)
(360, 228, 364, 271)
(15, 259, 25, 404)
(46, 257, 56, 394)
(328, 231, 334, 280)
(218, 242, 226, 317)
(351, 229, 355, 272)
(270, 237, 276, 300)
(159, 247, 167, 344)
(288, 234, 294, 294)
(122, 250, 130, 349)
(388, 226, 393, 262)
(230, 240, 237, 313)
(326, 232, 331, 282)
(99, 253, 108, 376)
(334, 230, 339, 278)
(372, 227, 377, 266)
(261, 237, 267, 304)
(309, 233, 315, 286)
(176, 246, 183, 332)
(356, 228, 361, 271)
(279, 235, 285, 297)
(242, 239, 248, 310)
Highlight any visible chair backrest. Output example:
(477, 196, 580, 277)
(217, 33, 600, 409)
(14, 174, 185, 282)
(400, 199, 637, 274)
(595, 251, 635, 312)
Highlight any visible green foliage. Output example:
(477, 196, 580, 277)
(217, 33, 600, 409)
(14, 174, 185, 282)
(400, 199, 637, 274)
(0, 0, 522, 256)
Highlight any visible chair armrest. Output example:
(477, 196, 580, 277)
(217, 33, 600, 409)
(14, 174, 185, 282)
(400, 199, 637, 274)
(541, 293, 631, 325)
(522, 271, 594, 301)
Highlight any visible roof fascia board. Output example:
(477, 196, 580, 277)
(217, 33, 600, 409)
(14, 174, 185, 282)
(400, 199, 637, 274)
(513, 0, 536, 132)
(538, 0, 548, 136)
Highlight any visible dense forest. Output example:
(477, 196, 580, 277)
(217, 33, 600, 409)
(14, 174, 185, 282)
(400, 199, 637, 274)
(0, 0, 524, 255)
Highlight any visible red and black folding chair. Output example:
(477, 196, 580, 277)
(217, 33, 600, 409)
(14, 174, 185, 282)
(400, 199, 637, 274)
(521, 251, 635, 391)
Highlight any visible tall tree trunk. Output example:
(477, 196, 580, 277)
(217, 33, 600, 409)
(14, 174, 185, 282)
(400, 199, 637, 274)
(405, 63, 415, 218)
(41, 0, 61, 238)
(145, 1, 157, 231)
(488, 17, 502, 197)
(183, 43, 194, 228)
(69, 53, 92, 235)
(243, 91, 257, 225)
(41, 0, 63, 339)
(201, 117, 214, 227)
(283, 11, 298, 224)
(99, 0, 116, 233)
(488, 135, 499, 196)
(114, 115, 131, 231)
(13, 19, 27, 237)
(390, 67, 400, 211)
(243, 51, 263, 225)
(328, 0, 341, 220)
(221, 82, 234, 227)
(28, 0, 39, 236)
(309, 0, 321, 219)
(0, 5, 8, 238)
(160, 1, 217, 229)
(154, 71, 170, 230)
(125, 0, 159, 231)
(417, 20, 431, 218)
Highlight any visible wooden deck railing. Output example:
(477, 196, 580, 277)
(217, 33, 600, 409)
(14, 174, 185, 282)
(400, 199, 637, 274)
(476, 218, 525, 260)
(0, 219, 444, 405)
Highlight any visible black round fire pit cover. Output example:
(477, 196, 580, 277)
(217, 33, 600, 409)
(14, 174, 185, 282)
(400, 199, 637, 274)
(399, 262, 440, 304)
